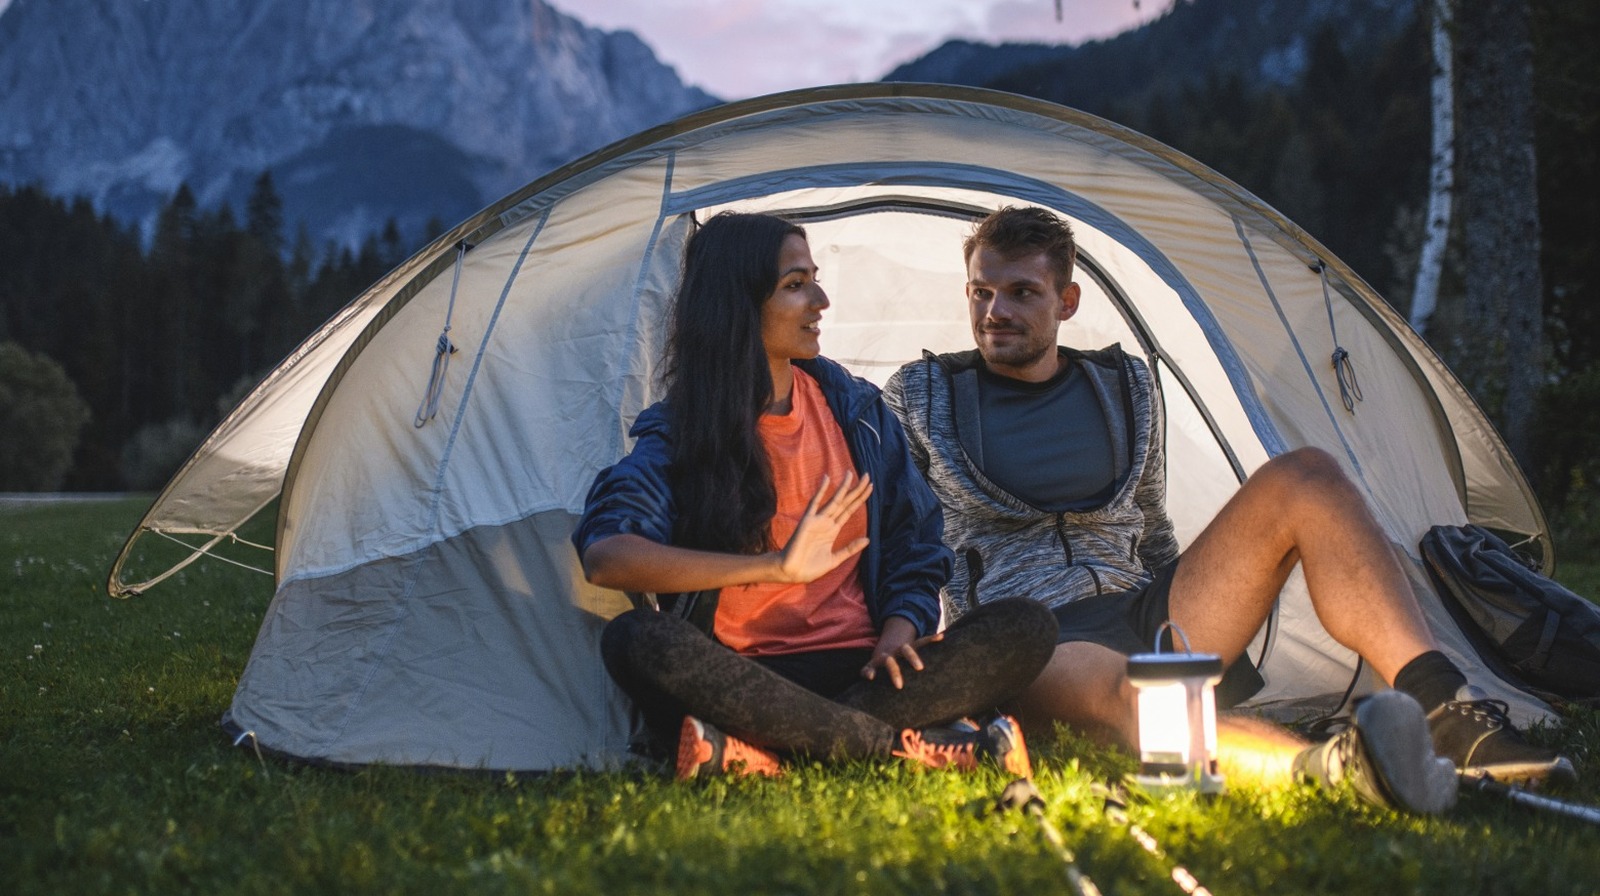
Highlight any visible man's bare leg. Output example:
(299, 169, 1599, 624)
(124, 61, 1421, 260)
(1010, 641, 1134, 747)
(1009, 640, 1465, 812)
(1163, 447, 1449, 792)
(1015, 449, 1434, 733)
(1012, 447, 1566, 794)
(1011, 642, 1307, 782)
(1216, 714, 1308, 784)
(1167, 447, 1436, 682)
(1012, 448, 1438, 782)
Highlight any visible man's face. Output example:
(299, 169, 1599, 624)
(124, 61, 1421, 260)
(966, 246, 1080, 382)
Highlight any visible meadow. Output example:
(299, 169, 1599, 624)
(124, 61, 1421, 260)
(3, 497, 1597, 894)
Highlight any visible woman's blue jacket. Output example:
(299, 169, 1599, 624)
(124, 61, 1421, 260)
(571, 356, 951, 639)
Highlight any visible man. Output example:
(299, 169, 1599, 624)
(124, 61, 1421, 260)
(883, 206, 1575, 813)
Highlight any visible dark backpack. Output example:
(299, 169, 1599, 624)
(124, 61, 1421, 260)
(1420, 524, 1600, 707)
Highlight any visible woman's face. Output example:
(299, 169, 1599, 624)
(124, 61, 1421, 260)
(759, 233, 829, 362)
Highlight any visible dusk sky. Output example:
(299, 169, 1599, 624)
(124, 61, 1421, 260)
(0, 0, 1160, 100)
(549, 0, 1162, 98)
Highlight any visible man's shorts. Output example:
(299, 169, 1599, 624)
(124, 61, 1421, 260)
(1050, 560, 1265, 709)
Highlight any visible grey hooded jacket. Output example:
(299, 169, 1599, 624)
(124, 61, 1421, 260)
(882, 345, 1179, 618)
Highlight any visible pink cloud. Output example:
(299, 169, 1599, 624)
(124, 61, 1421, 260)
(550, 0, 1155, 100)
(984, 0, 1162, 43)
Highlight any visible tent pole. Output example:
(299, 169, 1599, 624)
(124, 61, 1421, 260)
(1464, 774, 1600, 826)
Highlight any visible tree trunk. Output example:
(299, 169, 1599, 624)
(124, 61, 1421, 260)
(1455, 0, 1544, 467)
(1410, 0, 1454, 335)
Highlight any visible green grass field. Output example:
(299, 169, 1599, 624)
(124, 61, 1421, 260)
(3, 498, 1598, 895)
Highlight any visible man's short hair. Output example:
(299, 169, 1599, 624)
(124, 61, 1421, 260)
(964, 206, 1077, 289)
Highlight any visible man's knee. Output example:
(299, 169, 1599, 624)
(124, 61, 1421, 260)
(1253, 446, 1357, 505)
(1262, 446, 1342, 482)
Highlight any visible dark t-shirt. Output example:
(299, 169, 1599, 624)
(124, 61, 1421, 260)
(976, 359, 1116, 512)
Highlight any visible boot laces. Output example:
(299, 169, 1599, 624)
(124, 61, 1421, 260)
(1331, 726, 1362, 775)
(893, 729, 978, 770)
(1445, 697, 1509, 730)
(721, 735, 781, 776)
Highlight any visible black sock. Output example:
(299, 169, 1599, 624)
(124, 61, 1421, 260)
(1393, 650, 1468, 712)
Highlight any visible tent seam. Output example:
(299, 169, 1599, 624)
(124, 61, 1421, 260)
(1234, 217, 1366, 481)
(319, 212, 551, 752)
(604, 152, 677, 463)
(429, 210, 551, 519)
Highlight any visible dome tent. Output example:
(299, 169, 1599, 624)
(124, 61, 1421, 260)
(109, 84, 1553, 772)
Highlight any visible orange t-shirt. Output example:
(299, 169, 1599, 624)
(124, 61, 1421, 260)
(714, 368, 877, 656)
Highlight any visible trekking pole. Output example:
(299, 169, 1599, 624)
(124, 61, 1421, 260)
(1099, 785, 1216, 896)
(1462, 774, 1600, 826)
(992, 778, 1103, 896)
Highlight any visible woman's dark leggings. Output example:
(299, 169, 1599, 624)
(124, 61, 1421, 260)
(599, 597, 1057, 760)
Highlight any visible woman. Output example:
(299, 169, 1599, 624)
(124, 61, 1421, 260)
(573, 212, 1055, 778)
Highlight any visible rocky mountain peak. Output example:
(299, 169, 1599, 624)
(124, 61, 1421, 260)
(0, 0, 717, 245)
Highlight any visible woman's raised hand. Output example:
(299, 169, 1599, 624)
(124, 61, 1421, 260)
(775, 472, 873, 583)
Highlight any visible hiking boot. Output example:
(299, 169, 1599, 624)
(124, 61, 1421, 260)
(893, 715, 1032, 778)
(1426, 685, 1577, 785)
(674, 716, 782, 780)
(1293, 690, 1458, 814)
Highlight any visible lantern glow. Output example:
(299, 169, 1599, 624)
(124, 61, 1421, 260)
(1127, 623, 1224, 794)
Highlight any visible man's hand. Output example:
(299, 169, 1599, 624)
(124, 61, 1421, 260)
(775, 472, 873, 584)
(861, 616, 943, 689)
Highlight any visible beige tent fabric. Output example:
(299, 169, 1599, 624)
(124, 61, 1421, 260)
(112, 86, 1552, 770)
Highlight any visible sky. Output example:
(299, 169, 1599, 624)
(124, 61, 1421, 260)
(0, 0, 1160, 99)
(551, 0, 1163, 99)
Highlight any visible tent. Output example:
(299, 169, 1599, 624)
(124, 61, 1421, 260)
(109, 84, 1554, 772)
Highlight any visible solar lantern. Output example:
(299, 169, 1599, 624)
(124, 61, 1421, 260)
(1127, 622, 1225, 794)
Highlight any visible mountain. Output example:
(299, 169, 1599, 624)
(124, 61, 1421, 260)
(0, 0, 717, 247)
(885, 0, 1417, 111)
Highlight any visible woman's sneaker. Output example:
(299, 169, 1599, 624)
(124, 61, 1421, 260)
(893, 715, 1032, 777)
(1293, 690, 1458, 814)
(1426, 685, 1577, 785)
(675, 716, 782, 780)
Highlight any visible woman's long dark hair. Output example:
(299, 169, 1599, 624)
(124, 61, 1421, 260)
(663, 212, 805, 555)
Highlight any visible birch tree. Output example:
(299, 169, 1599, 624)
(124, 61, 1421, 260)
(1409, 0, 1453, 334)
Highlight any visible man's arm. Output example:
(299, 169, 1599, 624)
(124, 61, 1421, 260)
(882, 365, 931, 476)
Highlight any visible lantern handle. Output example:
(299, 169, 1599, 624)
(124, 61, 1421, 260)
(1152, 620, 1195, 654)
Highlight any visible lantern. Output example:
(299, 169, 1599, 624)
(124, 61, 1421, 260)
(1127, 622, 1224, 794)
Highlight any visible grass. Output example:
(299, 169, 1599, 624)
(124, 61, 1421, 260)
(3, 498, 1598, 895)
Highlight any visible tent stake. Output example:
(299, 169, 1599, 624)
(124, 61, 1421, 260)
(991, 778, 1102, 896)
(1100, 785, 1216, 896)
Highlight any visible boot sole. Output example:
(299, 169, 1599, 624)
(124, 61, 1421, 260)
(675, 716, 715, 781)
(987, 716, 1033, 779)
(1461, 755, 1577, 787)
(1356, 691, 1459, 814)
